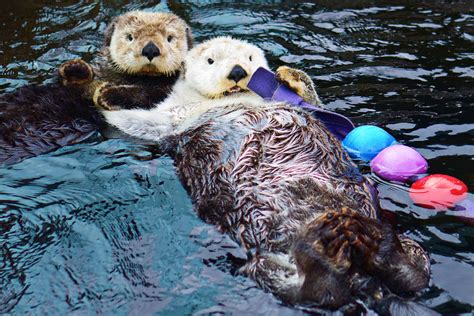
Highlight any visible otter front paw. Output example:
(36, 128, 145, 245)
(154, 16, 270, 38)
(94, 84, 148, 111)
(93, 83, 120, 111)
(276, 66, 321, 106)
(58, 59, 94, 86)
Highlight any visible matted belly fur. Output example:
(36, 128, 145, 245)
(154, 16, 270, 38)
(174, 103, 376, 251)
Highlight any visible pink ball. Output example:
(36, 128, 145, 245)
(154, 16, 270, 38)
(370, 144, 428, 182)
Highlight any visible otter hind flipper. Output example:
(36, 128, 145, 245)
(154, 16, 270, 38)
(291, 208, 430, 307)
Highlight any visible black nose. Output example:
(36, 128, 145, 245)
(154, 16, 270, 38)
(141, 42, 160, 62)
(227, 65, 248, 83)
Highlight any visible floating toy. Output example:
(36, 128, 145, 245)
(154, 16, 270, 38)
(409, 174, 468, 209)
(247, 67, 471, 214)
(342, 125, 397, 161)
(247, 67, 354, 140)
(370, 144, 428, 182)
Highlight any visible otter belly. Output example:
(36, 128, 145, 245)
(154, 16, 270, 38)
(171, 103, 378, 252)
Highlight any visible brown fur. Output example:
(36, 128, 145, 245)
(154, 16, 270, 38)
(0, 84, 101, 165)
(0, 11, 192, 165)
(163, 102, 430, 310)
(101, 11, 192, 77)
(60, 11, 193, 110)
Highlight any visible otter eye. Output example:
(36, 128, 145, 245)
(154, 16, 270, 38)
(249, 55, 253, 61)
(208, 58, 214, 65)
(126, 34, 133, 42)
(167, 35, 173, 42)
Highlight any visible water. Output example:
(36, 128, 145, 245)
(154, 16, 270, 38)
(1, 1, 473, 314)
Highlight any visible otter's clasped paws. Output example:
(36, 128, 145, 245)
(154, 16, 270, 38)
(276, 66, 322, 106)
(58, 59, 94, 86)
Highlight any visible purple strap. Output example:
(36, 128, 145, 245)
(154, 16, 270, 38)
(248, 67, 354, 140)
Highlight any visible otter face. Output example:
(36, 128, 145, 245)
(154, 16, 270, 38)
(105, 11, 192, 76)
(184, 37, 269, 99)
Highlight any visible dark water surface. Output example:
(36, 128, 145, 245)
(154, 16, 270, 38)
(1, 1, 473, 314)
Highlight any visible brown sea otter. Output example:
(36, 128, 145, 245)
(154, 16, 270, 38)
(0, 11, 192, 165)
(98, 37, 431, 311)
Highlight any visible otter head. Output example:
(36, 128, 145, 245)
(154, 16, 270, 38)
(183, 37, 269, 99)
(104, 11, 192, 76)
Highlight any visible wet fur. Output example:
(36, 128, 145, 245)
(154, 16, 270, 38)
(100, 37, 431, 310)
(0, 83, 100, 165)
(168, 103, 430, 309)
(0, 11, 191, 165)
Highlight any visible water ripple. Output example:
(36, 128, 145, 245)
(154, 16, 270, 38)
(1, 1, 473, 314)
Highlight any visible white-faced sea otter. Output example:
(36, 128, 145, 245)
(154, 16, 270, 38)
(98, 37, 431, 311)
(0, 11, 192, 165)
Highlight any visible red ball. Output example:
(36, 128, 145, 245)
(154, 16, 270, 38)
(409, 174, 468, 209)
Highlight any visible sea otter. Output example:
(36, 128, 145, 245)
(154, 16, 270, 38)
(0, 11, 192, 165)
(99, 37, 430, 311)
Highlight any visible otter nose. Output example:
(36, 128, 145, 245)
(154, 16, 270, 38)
(227, 65, 248, 83)
(141, 42, 160, 62)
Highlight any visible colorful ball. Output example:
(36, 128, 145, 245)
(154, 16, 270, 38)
(409, 174, 469, 209)
(370, 144, 428, 182)
(342, 125, 397, 161)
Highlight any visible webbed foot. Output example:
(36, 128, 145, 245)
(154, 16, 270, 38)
(296, 208, 383, 273)
(58, 59, 94, 86)
(276, 66, 321, 106)
(293, 208, 430, 305)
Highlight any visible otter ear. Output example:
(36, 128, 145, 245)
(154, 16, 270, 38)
(185, 27, 193, 50)
(103, 16, 119, 47)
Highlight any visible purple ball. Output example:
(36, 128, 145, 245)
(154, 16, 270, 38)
(370, 144, 428, 182)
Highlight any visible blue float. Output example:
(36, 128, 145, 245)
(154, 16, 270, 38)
(342, 125, 397, 161)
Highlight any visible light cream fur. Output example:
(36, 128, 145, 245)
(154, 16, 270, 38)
(103, 37, 273, 140)
(107, 11, 191, 75)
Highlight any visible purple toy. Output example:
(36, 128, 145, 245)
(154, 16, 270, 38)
(247, 67, 354, 140)
(370, 144, 428, 182)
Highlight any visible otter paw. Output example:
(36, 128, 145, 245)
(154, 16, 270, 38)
(93, 83, 141, 111)
(302, 208, 385, 271)
(93, 83, 119, 111)
(58, 59, 94, 86)
(276, 66, 321, 106)
(296, 208, 430, 297)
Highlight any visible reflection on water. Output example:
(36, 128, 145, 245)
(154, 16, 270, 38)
(1, 1, 473, 314)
